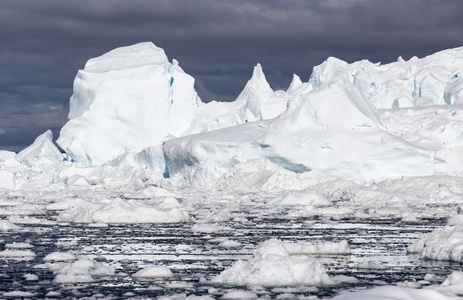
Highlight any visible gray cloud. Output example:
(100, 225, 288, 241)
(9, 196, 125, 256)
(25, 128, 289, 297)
(0, 0, 462, 151)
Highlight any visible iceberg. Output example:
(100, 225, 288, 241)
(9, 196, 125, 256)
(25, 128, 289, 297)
(407, 215, 463, 262)
(132, 266, 174, 278)
(308, 47, 463, 109)
(16, 42, 460, 187)
(211, 239, 333, 286)
(164, 74, 453, 185)
(57, 42, 202, 165)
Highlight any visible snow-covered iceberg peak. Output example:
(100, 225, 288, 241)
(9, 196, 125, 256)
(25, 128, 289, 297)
(15, 130, 63, 172)
(57, 42, 202, 165)
(236, 63, 274, 122)
(308, 47, 463, 109)
(286, 73, 303, 94)
(83, 42, 168, 74)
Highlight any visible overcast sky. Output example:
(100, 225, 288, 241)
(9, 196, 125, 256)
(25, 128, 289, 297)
(0, 0, 462, 152)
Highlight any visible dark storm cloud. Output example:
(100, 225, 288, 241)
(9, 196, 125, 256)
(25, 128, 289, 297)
(0, 0, 462, 151)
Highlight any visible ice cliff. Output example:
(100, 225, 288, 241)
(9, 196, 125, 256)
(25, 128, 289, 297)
(57, 42, 202, 165)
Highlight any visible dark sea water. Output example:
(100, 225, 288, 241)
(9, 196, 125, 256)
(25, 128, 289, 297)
(0, 211, 460, 299)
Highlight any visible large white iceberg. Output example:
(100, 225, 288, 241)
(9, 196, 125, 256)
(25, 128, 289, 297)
(163, 75, 452, 185)
(57, 42, 202, 165)
(2, 43, 463, 190)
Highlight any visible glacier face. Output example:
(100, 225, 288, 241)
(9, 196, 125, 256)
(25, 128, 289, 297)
(57, 42, 202, 166)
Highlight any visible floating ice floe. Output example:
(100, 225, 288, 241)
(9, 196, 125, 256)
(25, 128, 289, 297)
(0, 220, 21, 231)
(132, 266, 174, 278)
(407, 215, 463, 262)
(157, 294, 214, 300)
(56, 198, 189, 224)
(329, 285, 459, 299)
(191, 223, 233, 233)
(221, 289, 258, 299)
(211, 239, 332, 286)
(43, 252, 77, 262)
(50, 258, 115, 283)
(127, 185, 181, 199)
(268, 191, 332, 206)
(8, 215, 57, 225)
(23, 274, 39, 281)
(283, 240, 351, 255)
(0, 249, 36, 260)
(2, 291, 36, 298)
(5, 242, 33, 249)
(218, 239, 242, 249)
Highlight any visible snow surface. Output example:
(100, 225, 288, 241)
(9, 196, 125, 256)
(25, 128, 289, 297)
(283, 240, 351, 255)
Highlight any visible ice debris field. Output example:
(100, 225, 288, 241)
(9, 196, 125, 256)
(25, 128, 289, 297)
(1, 42, 463, 299)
